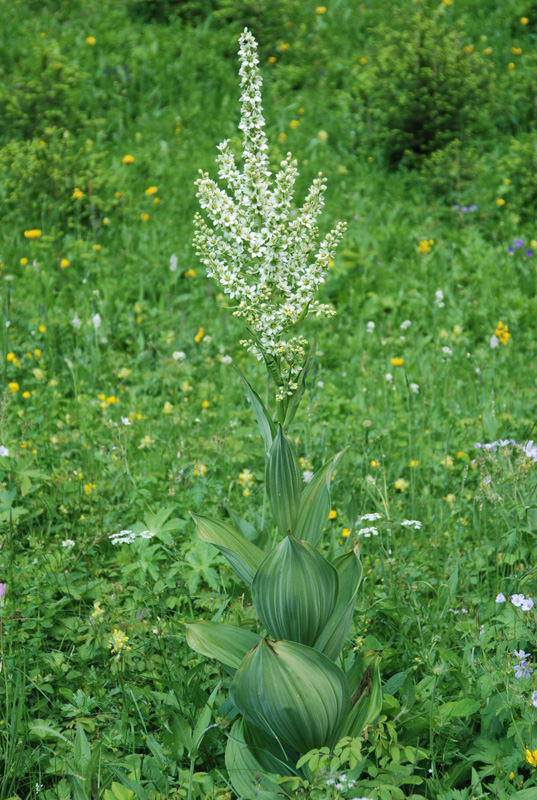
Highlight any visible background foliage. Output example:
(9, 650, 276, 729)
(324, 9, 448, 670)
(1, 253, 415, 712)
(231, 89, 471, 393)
(1, 0, 537, 798)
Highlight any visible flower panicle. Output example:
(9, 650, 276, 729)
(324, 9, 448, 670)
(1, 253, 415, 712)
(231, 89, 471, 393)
(193, 28, 346, 384)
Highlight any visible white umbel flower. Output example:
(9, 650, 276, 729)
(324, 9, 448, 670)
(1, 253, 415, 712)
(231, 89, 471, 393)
(193, 29, 345, 387)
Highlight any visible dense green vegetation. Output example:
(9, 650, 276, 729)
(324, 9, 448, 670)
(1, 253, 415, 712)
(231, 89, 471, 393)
(1, 1, 537, 798)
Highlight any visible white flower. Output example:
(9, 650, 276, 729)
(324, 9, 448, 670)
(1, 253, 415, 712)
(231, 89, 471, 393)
(170, 253, 178, 272)
(366, 321, 375, 333)
(521, 597, 535, 611)
(442, 346, 452, 356)
(359, 512, 382, 522)
(495, 592, 506, 603)
(302, 469, 314, 483)
(385, 372, 393, 381)
(511, 593, 525, 608)
(515, 649, 531, 660)
(62, 539, 75, 548)
(221, 354, 233, 364)
(523, 440, 537, 462)
(92, 313, 102, 329)
(400, 319, 411, 330)
(435, 289, 445, 308)
(490, 334, 499, 348)
(72, 312, 82, 329)
(532, 690, 537, 708)
(0, 446, 9, 457)
(193, 29, 346, 385)
(121, 416, 131, 425)
(410, 382, 419, 393)
(173, 351, 186, 361)
(401, 519, 422, 529)
(357, 526, 379, 537)
(109, 530, 136, 545)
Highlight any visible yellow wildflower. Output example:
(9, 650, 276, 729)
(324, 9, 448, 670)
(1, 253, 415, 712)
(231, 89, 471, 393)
(60, 258, 70, 269)
(39, 324, 46, 333)
(20, 257, 28, 265)
(525, 748, 537, 768)
(279, 132, 287, 142)
(511, 46, 522, 55)
(92, 601, 104, 620)
(22, 391, 30, 399)
(202, 400, 210, 408)
(268, 56, 277, 64)
(115, 191, 123, 199)
(86, 36, 96, 45)
(8, 382, 19, 394)
(185, 268, 196, 277)
(395, 478, 409, 491)
(483, 47, 492, 55)
(317, 130, 329, 141)
(140, 212, 150, 222)
(508, 62, 515, 71)
(289, 119, 300, 129)
(417, 239, 434, 254)
(109, 629, 130, 658)
(444, 493, 455, 504)
(464, 44, 474, 54)
(316, 6, 327, 13)
(328, 509, 337, 520)
(72, 187, 84, 199)
(162, 401, 173, 414)
(106, 396, 118, 404)
(193, 464, 207, 477)
(122, 154, 135, 164)
(410, 460, 419, 467)
(280, 42, 290, 51)
(6, 353, 16, 362)
(359, 56, 368, 65)
(118, 367, 131, 379)
(194, 327, 204, 343)
(441, 454, 454, 469)
(371, 459, 380, 467)
(521, 17, 529, 25)
(92, 244, 101, 251)
(342, 528, 350, 537)
(145, 186, 158, 195)
(391, 357, 404, 366)
(495, 320, 510, 344)
(33, 368, 45, 381)
(496, 198, 505, 206)
(84, 483, 96, 495)
(24, 229, 42, 239)
(138, 435, 154, 449)
(442, 0, 452, 5)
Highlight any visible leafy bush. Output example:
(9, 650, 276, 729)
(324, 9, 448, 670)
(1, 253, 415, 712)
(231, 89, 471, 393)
(349, 8, 492, 168)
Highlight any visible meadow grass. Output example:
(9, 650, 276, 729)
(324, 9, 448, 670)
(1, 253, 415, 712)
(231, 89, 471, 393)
(0, 1, 537, 798)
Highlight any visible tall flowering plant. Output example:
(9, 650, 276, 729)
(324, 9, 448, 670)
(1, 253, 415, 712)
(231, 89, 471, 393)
(187, 29, 381, 796)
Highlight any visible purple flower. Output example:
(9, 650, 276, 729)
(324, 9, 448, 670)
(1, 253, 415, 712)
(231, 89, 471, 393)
(469, 205, 477, 211)
(508, 247, 514, 254)
(515, 649, 531, 659)
(462, 206, 468, 212)
(0, 583, 5, 598)
(527, 250, 533, 256)
(454, 204, 460, 210)
(532, 691, 537, 708)
(514, 661, 533, 679)
(515, 238, 524, 248)
(495, 592, 506, 603)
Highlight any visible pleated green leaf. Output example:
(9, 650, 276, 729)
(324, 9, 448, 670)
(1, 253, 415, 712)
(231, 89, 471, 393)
(313, 551, 363, 660)
(252, 535, 338, 646)
(191, 512, 264, 587)
(344, 652, 382, 738)
(230, 638, 350, 754)
(266, 426, 302, 536)
(294, 448, 348, 546)
(226, 718, 285, 800)
(185, 621, 260, 671)
(234, 366, 276, 455)
(242, 719, 302, 778)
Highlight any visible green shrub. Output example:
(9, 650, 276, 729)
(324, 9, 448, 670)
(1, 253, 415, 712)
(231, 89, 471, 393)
(349, 7, 492, 168)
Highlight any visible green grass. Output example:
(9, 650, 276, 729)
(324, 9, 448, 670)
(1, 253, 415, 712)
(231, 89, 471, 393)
(1, 1, 537, 798)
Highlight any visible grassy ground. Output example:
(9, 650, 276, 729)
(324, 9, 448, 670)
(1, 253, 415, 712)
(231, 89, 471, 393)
(1, 1, 537, 798)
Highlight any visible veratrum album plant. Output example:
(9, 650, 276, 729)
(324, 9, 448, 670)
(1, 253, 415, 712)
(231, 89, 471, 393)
(187, 29, 381, 798)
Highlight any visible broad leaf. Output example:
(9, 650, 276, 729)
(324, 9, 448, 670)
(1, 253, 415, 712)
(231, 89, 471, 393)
(185, 621, 260, 671)
(191, 512, 264, 586)
(266, 425, 302, 537)
(252, 534, 338, 646)
(295, 449, 348, 546)
(234, 367, 276, 454)
(344, 652, 382, 737)
(314, 551, 362, 660)
(230, 638, 350, 754)
(226, 719, 286, 800)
